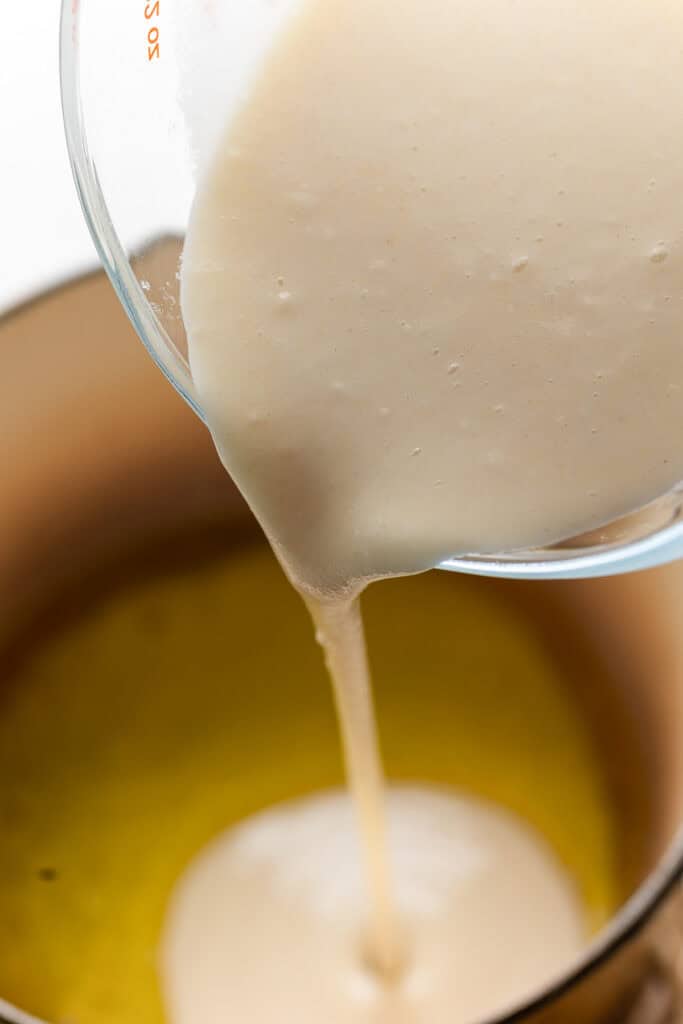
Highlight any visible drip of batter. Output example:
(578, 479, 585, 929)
(307, 597, 400, 973)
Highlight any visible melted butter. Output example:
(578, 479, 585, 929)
(0, 543, 619, 1023)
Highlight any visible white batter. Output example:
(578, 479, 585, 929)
(162, 788, 585, 1024)
(165, 0, 683, 1017)
(181, 0, 683, 596)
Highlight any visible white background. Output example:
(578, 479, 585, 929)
(0, 0, 297, 315)
(0, 4, 98, 313)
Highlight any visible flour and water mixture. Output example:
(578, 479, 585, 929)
(163, 0, 683, 1020)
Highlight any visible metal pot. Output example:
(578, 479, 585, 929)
(0, 271, 682, 1024)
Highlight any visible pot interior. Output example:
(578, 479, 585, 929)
(0, 269, 681, 1024)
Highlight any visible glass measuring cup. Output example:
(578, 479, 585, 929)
(59, 0, 683, 582)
